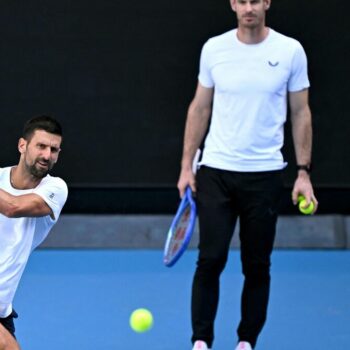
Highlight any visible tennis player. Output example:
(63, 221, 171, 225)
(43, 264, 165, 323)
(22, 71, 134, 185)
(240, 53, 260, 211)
(177, 0, 318, 349)
(0, 115, 68, 349)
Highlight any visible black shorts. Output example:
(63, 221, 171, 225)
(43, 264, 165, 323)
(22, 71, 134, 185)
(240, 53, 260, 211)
(0, 310, 18, 338)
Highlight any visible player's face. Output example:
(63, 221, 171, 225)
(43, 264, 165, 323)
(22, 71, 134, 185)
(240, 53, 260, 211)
(231, 0, 270, 29)
(19, 129, 62, 179)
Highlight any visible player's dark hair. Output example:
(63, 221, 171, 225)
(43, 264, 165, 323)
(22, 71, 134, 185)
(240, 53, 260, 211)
(23, 115, 63, 141)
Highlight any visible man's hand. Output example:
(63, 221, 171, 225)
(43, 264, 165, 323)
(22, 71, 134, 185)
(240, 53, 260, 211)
(291, 172, 318, 214)
(177, 168, 196, 198)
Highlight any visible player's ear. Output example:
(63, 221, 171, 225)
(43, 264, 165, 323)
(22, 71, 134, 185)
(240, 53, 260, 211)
(230, 0, 237, 12)
(264, 0, 271, 10)
(18, 138, 27, 154)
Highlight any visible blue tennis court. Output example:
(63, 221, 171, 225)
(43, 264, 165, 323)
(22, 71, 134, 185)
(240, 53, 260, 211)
(15, 249, 350, 349)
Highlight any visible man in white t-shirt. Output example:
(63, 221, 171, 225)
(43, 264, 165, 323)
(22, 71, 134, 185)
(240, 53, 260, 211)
(177, 1, 318, 349)
(0, 115, 68, 349)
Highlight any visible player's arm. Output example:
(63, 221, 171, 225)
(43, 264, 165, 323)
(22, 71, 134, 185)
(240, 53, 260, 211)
(0, 189, 53, 218)
(289, 88, 318, 212)
(177, 82, 213, 197)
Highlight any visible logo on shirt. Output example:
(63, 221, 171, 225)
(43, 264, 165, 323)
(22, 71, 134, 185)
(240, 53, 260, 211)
(268, 61, 279, 67)
(49, 192, 55, 199)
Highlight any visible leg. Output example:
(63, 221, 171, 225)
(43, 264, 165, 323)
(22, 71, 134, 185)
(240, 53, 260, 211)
(236, 171, 283, 348)
(191, 167, 238, 348)
(0, 325, 20, 350)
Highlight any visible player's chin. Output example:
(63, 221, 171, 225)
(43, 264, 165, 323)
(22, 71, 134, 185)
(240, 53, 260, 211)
(243, 21, 258, 28)
(241, 17, 259, 26)
(32, 164, 51, 178)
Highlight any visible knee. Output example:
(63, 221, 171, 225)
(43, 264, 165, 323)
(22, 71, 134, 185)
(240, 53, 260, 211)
(197, 254, 228, 275)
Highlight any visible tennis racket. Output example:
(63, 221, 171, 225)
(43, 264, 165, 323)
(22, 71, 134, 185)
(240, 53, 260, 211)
(163, 186, 197, 267)
(163, 149, 201, 267)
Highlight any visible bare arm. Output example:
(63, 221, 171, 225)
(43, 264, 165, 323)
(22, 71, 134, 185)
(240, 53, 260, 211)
(177, 82, 214, 197)
(0, 189, 52, 218)
(289, 89, 318, 212)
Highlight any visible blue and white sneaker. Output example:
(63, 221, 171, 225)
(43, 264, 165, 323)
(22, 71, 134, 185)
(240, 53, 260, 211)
(192, 340, 211, 350)
(235, 341, 252, 350)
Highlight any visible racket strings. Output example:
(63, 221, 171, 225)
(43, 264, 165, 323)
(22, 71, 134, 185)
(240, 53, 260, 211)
(166, 207, 191, 258)
(163, 189, 196, 266)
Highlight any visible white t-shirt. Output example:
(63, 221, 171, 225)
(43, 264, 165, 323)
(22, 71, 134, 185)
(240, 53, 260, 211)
(0, 167, 68, 317)
(198, 28, 310, 171)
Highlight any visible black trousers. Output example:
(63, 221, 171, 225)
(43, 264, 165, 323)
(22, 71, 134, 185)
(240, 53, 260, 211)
(191, 166, 283, 349)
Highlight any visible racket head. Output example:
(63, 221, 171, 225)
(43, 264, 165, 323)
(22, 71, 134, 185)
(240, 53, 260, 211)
(163, 187, 196, 267)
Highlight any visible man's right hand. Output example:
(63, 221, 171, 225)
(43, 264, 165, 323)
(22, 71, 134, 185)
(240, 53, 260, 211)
(177, 168, 196, 198)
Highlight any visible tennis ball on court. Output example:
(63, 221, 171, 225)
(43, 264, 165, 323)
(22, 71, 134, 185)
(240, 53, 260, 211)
(298, 196, 314, 215)
(129, 308, 153, 333)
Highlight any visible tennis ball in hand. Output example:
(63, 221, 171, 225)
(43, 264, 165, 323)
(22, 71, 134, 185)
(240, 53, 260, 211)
(298, 195, 314, 215)
(129, 308, 153, 333)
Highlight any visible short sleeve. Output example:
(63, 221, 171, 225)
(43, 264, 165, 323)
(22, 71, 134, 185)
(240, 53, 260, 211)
(33, 176, 68, 221)
(288, 42, 310, 92)
(198, 41, 215, 88)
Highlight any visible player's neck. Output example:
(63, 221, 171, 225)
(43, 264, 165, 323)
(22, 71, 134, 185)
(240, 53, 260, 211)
(10, 165, 42, 190)
(236, 26, 269, 45)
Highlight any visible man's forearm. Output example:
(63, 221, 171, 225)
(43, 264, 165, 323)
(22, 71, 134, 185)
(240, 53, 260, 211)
(291, 105, 313, 166)
(181, 102, 211, 170)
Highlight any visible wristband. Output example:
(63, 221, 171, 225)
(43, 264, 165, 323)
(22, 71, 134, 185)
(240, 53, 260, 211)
(296, 164, 312, 174)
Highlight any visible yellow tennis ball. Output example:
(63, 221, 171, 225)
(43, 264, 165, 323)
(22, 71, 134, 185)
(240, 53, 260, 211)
(298, 198, 314, 215)
(129, 308, 153, 333)
(297, 195, 305, 203)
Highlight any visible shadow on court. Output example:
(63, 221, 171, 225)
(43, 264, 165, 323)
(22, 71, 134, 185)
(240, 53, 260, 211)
(15, 250, 350, 349)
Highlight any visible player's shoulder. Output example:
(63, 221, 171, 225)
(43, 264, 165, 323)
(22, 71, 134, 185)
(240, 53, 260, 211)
(269, 29, 304, 49)
(0, 166, 10, 173)
(204, 29, 236, 49)
(40, 174, 68, 192)
(0, 166, 11, 178)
